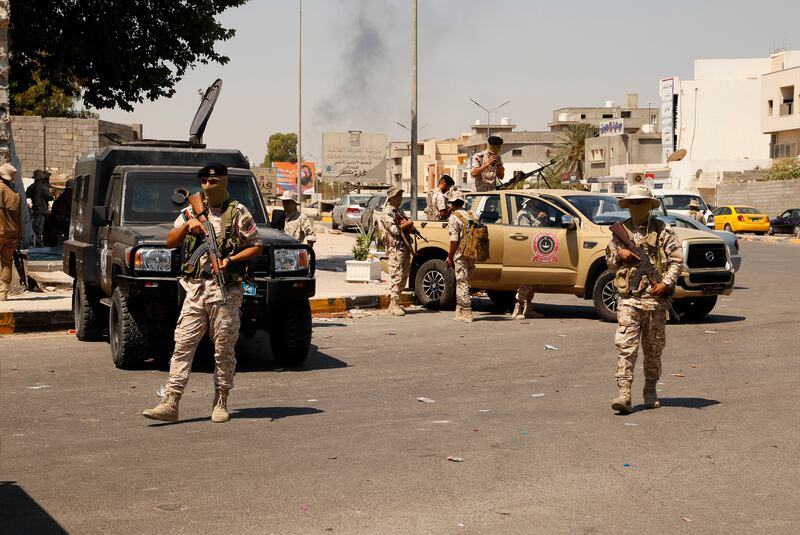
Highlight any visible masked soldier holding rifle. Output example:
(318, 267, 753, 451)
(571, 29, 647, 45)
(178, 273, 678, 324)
(606, 185, 683, 414)
(143, 163, 262, 423)
(379, 186, 415, 317)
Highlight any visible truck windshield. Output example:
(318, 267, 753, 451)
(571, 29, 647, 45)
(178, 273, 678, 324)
(564, 195, 628, 225)
(661, 195, 708, 211)
(122, 172, 268, 224)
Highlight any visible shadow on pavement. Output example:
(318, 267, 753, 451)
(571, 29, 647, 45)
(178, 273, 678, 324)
(682, 314, 746, 324)
(656, 397, 721, 409)
(0, 481, 69, 535)
(315, 254, 352, 272)
(148, 406, 324, 426)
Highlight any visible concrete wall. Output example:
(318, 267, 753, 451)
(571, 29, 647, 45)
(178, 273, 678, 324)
(11, 116, 141, 178)
(716, 178, 800, 218)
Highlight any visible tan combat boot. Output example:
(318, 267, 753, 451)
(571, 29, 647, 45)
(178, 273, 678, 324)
(523, 302, 544, 319)
(454, 306, 463, 321)
(142, 392, 180, 422)
(388, 296, 406, 316)
(643, 380, 661, 409)
(461, 308, 474, 323)
(211, 389, 230, 423)
(511, 302, 524, 319)
(611, 383, 633, 414)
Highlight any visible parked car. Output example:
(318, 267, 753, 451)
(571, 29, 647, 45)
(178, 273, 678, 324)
(712, 205, 770, 234)
(411, 189, 734, 322)
(657, 212, 742, 272)
(654, 190, 715, 229)
(331, 194, 372, 231)
(768, 208, 800, 236)
(361, 194, 428, 233)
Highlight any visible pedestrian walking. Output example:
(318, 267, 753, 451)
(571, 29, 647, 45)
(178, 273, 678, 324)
(25, 169, 53, 246)
(378, 186, 413, 316)
(280, 191, 316, 247)
(0, 163, 21, 301)
(425, 174, 455, 221)
(687, 199, 705, 223)
(606, 185, 683, 413)
(143, 163, 263, 423)
(471, 136, 505, 192)
(446, 190, 476, 322)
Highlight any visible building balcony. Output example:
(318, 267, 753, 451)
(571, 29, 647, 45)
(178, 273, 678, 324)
(779, 102, 794, 116)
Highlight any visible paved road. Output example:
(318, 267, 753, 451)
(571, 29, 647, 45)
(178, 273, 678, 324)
(2, 241, 799, 534)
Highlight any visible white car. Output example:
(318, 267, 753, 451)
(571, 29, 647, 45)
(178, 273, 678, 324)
(654, 190, 715, 229)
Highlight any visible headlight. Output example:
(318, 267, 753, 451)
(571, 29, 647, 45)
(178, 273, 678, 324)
(273, 248, 309, 273)
(134, 248, 172, 272)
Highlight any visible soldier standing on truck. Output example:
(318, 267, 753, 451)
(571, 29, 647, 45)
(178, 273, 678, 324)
(425, 174, 455, 221)
(446, 190, 476, 322)
(280, 191, 316, 247)
(379, 186, 414, 317)
(605, 186, 683, 414)
(471, 136, 505, 192)
(0, 164, 21, 301)
(143, 163, 263, 424)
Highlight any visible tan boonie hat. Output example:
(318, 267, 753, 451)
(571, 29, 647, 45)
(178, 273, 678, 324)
(278, 191, 299, 203)
(386, 186, 403, 199)
(0, 163, 17, 181)
(688, 199, 700, 208)
(447, 190, 465, 204)
(619, 185, 660, 209)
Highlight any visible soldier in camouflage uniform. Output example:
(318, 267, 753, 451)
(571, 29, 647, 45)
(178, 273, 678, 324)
(512, 200, 549, 319)
(143, 163, 263, 424)
(687, 199, 705, 224)
(280, 191, 316, 247)
(379, 186, 414, 316)
(471, 136, 505, 192)
(425, 175, 455, 221)
(606, 185, 683, 413)
(446, 190, 475, 322)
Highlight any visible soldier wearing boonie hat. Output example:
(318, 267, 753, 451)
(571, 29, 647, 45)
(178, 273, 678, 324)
(445, 190, 477, 322)
(606, 185, 683, 414)
(279, 191, 316, 247)
(378, 186, 414, 316)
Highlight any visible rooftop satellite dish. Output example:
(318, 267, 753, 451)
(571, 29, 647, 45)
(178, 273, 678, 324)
(667, 148, 687, 162)
(189, 79, 223, 145)
(695, 169, 704, 179)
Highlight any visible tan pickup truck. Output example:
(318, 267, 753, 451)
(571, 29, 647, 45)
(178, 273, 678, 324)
(410, 189, 735, 321)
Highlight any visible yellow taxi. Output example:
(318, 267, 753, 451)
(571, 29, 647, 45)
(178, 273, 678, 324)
(712, 205, 770, 234)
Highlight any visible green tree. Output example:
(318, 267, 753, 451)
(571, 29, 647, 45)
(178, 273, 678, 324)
(12, 69, 97, 118)
(11, 0, 248, 114)
(263, 133, 298, 166)
(766, 158, 800, 181)
(544, 123, 596, 187)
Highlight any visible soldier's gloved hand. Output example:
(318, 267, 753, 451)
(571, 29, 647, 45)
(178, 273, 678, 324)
(617, 248, 641, 263)
(650, 282, 670, 297)
(187, 218, 205, 235)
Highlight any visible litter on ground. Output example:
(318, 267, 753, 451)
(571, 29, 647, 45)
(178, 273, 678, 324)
(447, 456, 464, 462)
(544, 344, 560, 351)
(416, 397, 436, 403)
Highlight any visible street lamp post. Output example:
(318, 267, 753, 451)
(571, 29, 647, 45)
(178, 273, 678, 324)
(297, 0, 303, 200)
(468, 98, 511, 139)
(410, 0, 418, 219)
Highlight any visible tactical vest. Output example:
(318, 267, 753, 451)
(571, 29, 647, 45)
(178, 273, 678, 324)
(181, 199, 252, 284)
(614, 217, 665, 298)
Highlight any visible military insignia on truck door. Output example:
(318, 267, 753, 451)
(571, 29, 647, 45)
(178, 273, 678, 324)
(531, 233, 559, 264)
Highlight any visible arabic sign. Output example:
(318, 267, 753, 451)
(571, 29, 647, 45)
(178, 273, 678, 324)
(660, 77, 676, 162)
(598, 118, 624, 136)
(322, 132, 387, 183)
(274, 162, 315, 194)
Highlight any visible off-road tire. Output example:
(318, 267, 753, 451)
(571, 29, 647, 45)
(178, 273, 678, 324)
(109, 287, 146, 369)
(268, 299, 312, 367)
(486, 290, 516, 312)
(592, 269, 619, 322)
(414, 259, 456, 310)
(73, 280, 106, 341)
(673, 296, 717, 322)
(724, 224, 733, 232)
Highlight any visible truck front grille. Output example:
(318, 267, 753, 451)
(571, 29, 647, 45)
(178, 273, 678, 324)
(686, 243, 727, 269)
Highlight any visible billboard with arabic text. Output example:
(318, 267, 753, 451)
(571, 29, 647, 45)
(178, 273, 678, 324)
(274, 161, 315, 194)
(322, 132, 387, 183)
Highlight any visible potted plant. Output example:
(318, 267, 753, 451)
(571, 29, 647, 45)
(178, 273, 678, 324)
(346, 224, 382, 282)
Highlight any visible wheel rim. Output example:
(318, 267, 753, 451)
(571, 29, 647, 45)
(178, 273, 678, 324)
(602, 279, 619, 313)
(422, 269, 445, 300)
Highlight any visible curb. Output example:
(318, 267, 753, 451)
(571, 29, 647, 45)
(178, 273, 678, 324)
(738, 234, 800, 245)
(0, 293, 416, 334)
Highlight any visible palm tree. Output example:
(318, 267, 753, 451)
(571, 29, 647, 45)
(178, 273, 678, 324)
(545, 123, 595, 188)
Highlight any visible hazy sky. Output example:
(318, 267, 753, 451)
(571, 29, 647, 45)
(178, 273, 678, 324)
(100, 0, 800, 165)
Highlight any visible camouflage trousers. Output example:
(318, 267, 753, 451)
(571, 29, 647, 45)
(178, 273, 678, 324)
(614, 303, 667, 386)
(387, 245, 410, 299)
(516, 285, 535, 304)
(165, 287, 244, 395)
(454, 256, 475, 309)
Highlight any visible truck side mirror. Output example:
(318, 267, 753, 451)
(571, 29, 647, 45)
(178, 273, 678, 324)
(561, 214, 578, 230)
(92, 206, 110, 225)
(271, 208, 286, 231)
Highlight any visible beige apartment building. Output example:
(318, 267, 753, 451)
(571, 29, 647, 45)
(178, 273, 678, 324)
(762, 50, 800, 159)
(549, 93, 658, 134)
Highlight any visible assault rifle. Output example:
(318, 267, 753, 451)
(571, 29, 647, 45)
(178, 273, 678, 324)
(187, 193, 228, 304)
(496, 159, 559, 190)
(609, 221, 681, 321)
(394, 208, 428, 256)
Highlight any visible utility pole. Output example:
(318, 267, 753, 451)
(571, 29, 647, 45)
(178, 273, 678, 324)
(0, 0, 10, 164)
(410, 0, 418, 219)
(297, 0, 303, 201)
